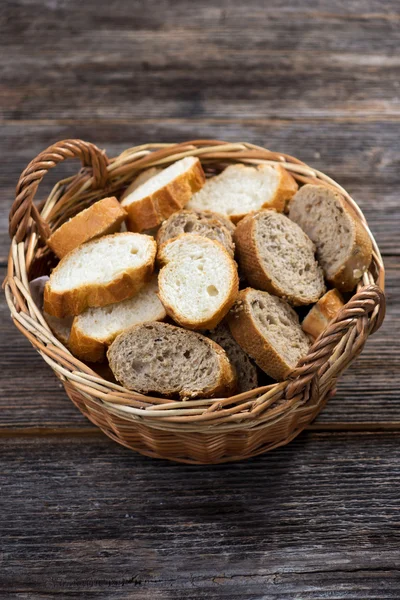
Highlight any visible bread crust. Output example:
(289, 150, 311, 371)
(122, 159, 206, 232)
(227, 288, 306, 381)
(234, 210, 324, 305)
(47, 197, 127, 259)
(158, 235, 239, 330)
(302, 289, 344, 339)
(107, 322, 237, 398)
(43, 233, 157, 318)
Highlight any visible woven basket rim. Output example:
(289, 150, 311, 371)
(5, 139, 386, 434)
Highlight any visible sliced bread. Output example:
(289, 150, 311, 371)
(44, 232, 157, 318)
(107, 322, 237, 398)
(289, 184, 372, 291)
(121, 157, 205, 232)
(121, 167, 162, 199)
(158, 234, 239, 330)
(208, 322, 258, 393)
(302, 288, 345, 340)
(69, 275, 166, 362)
(157, 209, 235, 256)
(44, 313, 73, 346)
(187, 163, 298, 222)
(47, 197, 127, 259)
(227, 288, 311, 380)
(234, 209, 325, 305)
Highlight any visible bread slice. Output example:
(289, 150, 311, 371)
(44, 312, 73, 346)
(121, 157, 205, 232)
(44, 232, 157, 318)
(158, 234, 239, 330)
(234, 209, 325, 305)
(302, 289, 345, 340)
(68, 275, 166, 362)
(121, 167, 162, 199)
(227, 288, 311, 381)
(208, 322, 258, 393)
(157, 209, 235, 256)
(187, 163, 298, 222)
(47, 197, 127, 259)
(289, 184, 372, 292)
(107, 321, 237, 398)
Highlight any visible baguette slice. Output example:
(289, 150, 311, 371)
(107, 322, 237, 398)
(158, 234, 239, 330)
(289, 184, 372, 291)
(227, 288, 311, 381)
(208, 322, 258, 393)
(44, 313, 73, 346)
(302, 289, 345, 340)
(234, 209, 325, 305)
(69, 275, 166, 362)
(121, 167, 162, 199)
(121, 157, 205, 232)
(47, 197, 127, 259)
(187, 163, 298, 222)
(44, 232, 157, 318)
(157, 209, 235, 256)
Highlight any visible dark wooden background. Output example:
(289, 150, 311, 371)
(1, 1, 399, 598)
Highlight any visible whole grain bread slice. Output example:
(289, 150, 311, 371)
(47, 197, 127, 259)
(227, 288, 311, 380)
(302, 288, 344, 340)
(69, 275, 166, 362)
(208, 322, 258, 393)
(158, 234, 239, 330)
(121, 157, 205, 232)
(107, 321, 237, 398)
(44, 232, 157, 318)
(234, 209, 325, 305)
(187, 163, 298, 222)
(289, 184, 372, 291)
(157, 209, 235, 256)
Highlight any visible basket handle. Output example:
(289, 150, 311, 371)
(286, 284, 386, 400)
(9, 139, 109, 243)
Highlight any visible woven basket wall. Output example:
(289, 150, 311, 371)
(6, 139, 386, 464)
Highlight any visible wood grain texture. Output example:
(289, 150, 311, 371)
(1, 433, 400, 598)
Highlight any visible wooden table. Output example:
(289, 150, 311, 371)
(1, 2, 399, 597)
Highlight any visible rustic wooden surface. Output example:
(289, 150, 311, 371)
(1, 1, 399, 597)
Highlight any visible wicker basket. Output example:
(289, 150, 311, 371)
(6, 139, 386, 464)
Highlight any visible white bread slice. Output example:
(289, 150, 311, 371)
(69, 275, 166, 362)
(187, 163, 298, 222)
(158, 234, 239, 330)
(47, 197, 127, 259)
(121, 167, 162, 199)
(44, 312, 73, 346)
(227, 288, 311, 381)
(157, 209, 235, 256)
(107, 322, 237, 398)
(208, 322, 258, 393)
(302, 289, 345, 340)
(289, 184, 372, 292)
(121, 157, 205, 232)
(44, 232, 157, 318)
(234, 209, 325, 305)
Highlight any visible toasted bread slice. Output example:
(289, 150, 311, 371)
(234, 209, 325, 305)
(121, 157, 205, 232)
(158, 234, 239, 330)
(187, 163, 298, 222)
(107, 321, 237, 398)
(227, 288, 311, 380)
(302, 289, 345, 340)
(69, 275, 166, 362)
(44, 233, 156, 318)
(208, 322, 258, 393)
(157, 209, 235, 256)
(47, 197, 127, 259)
(289, 184, 372, 291)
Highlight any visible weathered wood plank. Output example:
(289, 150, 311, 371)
(1, 0, 400, 120)
(1, 433, 400, 598)
(1, 119, 399, 262)
(1, 257, 397, 430)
